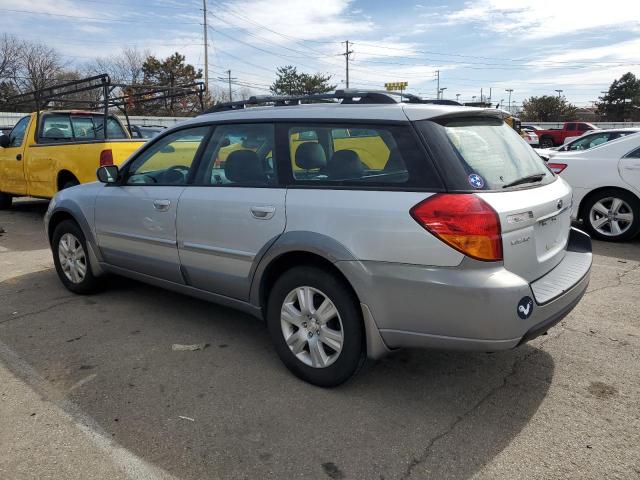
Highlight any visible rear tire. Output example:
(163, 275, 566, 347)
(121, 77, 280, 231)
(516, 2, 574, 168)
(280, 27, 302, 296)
(0, 192, 12, 209)
(539, 136, 554, 149)
(52, 220, 101, 294)
(266, 266, 366, 387)
(582, 189, 640, 241)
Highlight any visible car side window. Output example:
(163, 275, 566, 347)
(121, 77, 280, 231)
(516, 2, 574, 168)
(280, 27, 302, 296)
(287, 123, 440, 188)
(8, 116, 30, 147)
(567, 123, 576, 131)
(125, 126, 209, 185)
(626, 147, 640, 158)
(568, 133, 609, 151)
(196, 123, 276, 186)
(71, 116, 96, 140)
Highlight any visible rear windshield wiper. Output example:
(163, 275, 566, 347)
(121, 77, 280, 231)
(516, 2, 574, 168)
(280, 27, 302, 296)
(502, 173, 547, 188)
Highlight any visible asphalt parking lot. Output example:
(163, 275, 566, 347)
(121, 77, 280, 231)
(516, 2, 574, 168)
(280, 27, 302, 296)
(1, 198, 639, 480)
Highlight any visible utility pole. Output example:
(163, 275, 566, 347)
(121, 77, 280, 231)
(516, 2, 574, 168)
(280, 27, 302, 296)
(217, 70, 236, 101)
(505, 88, 513, 112)
(480, 88, 483, 104)
(202, 0, 208, 95)
(342, 40, 353, 88)
(436, 70, 440, 98)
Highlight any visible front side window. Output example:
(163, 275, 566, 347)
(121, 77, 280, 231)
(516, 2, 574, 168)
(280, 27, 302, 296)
(8, 116, 30, 147)
(125, 126, 209, 185)
(196, 123, 275, 186)
(288, 124, 431, 186)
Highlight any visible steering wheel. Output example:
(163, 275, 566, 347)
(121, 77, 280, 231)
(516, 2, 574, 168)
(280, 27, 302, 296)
(161, 165, 190, 184)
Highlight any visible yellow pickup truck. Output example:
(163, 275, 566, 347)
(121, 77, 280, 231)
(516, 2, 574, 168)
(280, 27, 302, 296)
(0, 110, 145, 208)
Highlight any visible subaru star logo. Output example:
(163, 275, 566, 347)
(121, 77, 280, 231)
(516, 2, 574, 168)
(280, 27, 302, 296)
(557, 199, 563, 210)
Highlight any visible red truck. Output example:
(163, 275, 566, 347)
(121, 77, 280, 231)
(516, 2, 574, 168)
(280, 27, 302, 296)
(531, 122, 597, 148)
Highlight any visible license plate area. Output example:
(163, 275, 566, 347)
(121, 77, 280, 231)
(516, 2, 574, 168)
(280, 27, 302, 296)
(534, 207, 571, 261)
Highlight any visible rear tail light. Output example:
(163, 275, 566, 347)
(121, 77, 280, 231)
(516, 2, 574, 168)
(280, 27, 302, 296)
(99, 149, 114, 166)
(547, 163, 567, 174)
(410, 194, 503, 261)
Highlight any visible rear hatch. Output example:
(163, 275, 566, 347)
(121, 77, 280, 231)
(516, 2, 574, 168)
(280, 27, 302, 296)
(415, 112, 572, 282)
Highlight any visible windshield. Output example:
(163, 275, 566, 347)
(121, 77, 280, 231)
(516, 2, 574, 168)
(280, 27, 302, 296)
(427, 117, 555, 191)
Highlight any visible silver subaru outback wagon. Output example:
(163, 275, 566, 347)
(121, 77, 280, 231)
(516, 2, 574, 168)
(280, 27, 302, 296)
(45, 91, 592, 387)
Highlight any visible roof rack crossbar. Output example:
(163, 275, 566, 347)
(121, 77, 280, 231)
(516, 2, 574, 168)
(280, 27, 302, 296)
(203, 89, 430, 114)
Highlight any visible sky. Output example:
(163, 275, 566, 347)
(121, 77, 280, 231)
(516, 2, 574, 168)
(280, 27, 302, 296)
(2, 0, 640, 109)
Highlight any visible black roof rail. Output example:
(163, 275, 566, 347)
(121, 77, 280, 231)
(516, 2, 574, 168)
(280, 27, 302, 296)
(202, 89, 431, 114)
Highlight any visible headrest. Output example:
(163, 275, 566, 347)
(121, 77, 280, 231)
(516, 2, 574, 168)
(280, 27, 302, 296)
(224, 150, 265, 183)
(327, 149, 364, 180)
(295, 142, 327, 170)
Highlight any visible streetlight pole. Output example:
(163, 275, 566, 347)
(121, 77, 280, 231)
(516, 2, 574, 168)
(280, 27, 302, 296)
(505, 89, 513, 113)
(555, 89, 563, 98)
(456, 93, 460, 103)
(439, 87, 447, 99)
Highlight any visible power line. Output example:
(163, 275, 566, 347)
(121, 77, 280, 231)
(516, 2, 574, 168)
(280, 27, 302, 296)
(3, 8, 202, 25)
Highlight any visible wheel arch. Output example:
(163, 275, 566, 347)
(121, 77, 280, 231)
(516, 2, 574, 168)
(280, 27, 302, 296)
(57, 170, 80, 191)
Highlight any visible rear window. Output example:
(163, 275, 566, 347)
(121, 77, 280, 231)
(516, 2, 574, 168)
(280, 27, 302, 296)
(418, 117, 554, 191)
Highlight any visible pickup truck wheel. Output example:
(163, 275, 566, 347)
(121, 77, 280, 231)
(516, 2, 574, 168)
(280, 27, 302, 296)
(539, 137, 554, 149)
(0, 192, 12, 209)
(582, 189, 640, 241)
(52, 220, 101, 294)
(266, 266, 366, 387)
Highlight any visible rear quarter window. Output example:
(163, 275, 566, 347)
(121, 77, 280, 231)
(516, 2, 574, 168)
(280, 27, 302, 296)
(417, 117, 555, 191)
(285, 123, 443, 190)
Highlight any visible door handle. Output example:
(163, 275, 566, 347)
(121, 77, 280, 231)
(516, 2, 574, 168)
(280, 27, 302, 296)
(250, 205, 275, 220)
(153, 199, 171, 211)
(16, 154, 22, 161)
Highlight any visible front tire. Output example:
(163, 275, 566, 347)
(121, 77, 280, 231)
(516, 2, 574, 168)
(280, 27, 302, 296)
(0, 192, 12, 209)
(582, 189, 640, 241)
(52, 220, 101, 294)
(266, 266, 366, 387)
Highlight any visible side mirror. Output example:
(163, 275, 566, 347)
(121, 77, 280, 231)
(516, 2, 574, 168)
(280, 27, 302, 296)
(0, 134, 9, 148)
(97, 165, 119, 184)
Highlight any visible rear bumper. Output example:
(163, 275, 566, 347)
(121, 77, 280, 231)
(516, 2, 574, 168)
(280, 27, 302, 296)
(337, 228, 592, 356)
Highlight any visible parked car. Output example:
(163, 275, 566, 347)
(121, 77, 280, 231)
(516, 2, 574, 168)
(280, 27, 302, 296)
(522, 129, 539, 147)
(45, 91, 592, 386)
(129, 124, 166, 139)
(547, 132, 640, 241)
(0, 111, 145, 208)
(0, 125, 14, 136)
(535, 122, 597, 148)
(537, 128, 640, 161)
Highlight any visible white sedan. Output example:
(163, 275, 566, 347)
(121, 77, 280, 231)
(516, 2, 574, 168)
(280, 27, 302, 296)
(548, 132, 640, 241)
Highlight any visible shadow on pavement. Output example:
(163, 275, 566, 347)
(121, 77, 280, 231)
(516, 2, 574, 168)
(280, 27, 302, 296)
(0, 270, 554, 480)
(0, 199, 50, 252)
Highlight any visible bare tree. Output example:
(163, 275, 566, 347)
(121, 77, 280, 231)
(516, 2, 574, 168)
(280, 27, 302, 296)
(88, 47, 150, 84)
(14, 41, 63, 94)
(0, 34, 21, 80)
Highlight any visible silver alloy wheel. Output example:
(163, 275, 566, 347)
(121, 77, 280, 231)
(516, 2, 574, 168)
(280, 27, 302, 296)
(280, 286, 344, 368)
(58, 233, 87, 284)
(589, 197, 634, 237)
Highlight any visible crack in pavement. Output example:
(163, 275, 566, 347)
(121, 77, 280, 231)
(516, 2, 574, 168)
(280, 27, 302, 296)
(399, 328, 562, 480)
(585, 263, 640, 296)
(0, 297, 81, 325)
